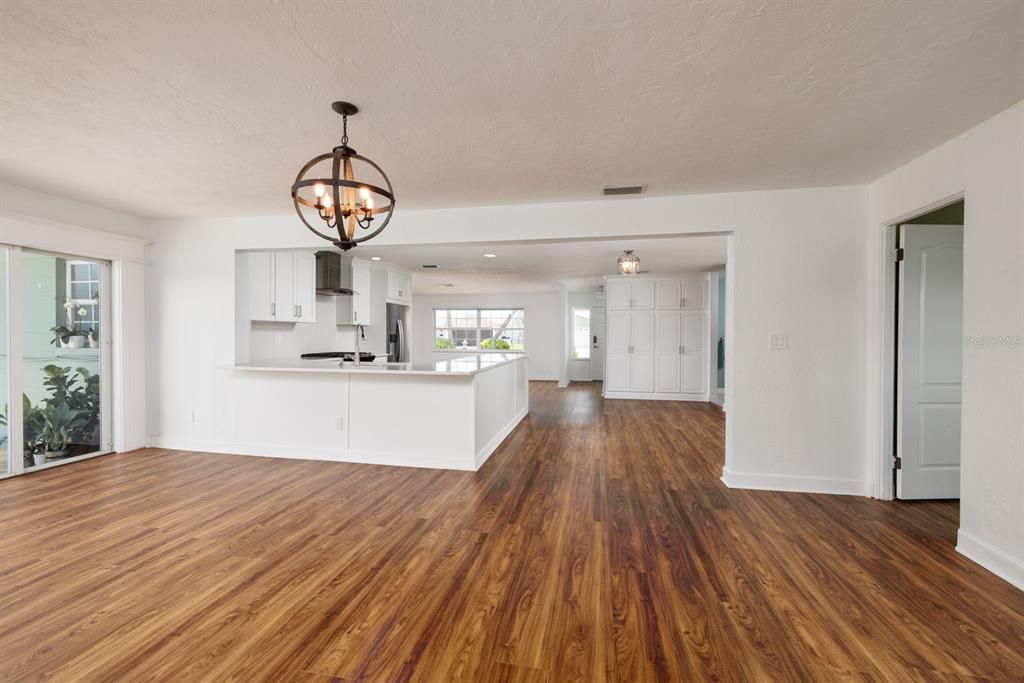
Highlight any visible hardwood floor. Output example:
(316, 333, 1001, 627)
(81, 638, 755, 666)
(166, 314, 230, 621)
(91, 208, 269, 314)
(2, 381, 1023, 681)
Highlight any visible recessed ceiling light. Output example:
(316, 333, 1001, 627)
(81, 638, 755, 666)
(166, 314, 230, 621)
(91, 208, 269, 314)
(483, 253, 497, 258)
(370, 256, 381, 261)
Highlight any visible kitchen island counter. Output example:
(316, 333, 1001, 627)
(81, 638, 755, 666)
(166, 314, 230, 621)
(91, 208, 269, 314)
(234, 353, 525, 376)
(178, 354, 530, 471)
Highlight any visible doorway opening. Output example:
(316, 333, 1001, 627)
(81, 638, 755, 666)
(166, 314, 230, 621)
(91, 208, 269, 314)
(889, 199, 965, 501)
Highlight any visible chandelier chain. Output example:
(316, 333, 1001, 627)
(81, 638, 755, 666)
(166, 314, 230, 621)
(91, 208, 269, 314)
(341, 114, 349, 147)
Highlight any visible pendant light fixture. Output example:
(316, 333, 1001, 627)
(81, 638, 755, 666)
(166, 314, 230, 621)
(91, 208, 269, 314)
(617, 249, 640, 275)
(291, 101, 396, 251)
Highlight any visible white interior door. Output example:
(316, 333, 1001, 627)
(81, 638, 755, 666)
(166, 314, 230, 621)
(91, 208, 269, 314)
(591, 306, 605, 381)
(897, 224, 963, 500)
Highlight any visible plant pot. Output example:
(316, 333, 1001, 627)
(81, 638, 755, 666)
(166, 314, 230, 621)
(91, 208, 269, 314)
(44, 450, 68, 462)
(33, 452, 48, 467)
(65, 335, 87, 349)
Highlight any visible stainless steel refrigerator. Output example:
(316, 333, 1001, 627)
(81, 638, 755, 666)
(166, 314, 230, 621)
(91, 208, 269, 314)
(386, 303, 410, 362)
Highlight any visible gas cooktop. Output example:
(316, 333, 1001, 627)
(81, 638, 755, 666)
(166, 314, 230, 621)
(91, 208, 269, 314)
(300, 351, 376, 362)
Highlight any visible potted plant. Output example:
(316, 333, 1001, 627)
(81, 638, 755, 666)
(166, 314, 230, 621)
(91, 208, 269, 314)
(56, 298, 89, 348)
(38, 403, 86, 462)
(0, 394, 47, 467)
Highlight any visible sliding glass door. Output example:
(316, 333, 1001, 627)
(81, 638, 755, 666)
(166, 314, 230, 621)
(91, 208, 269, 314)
(0, 246, 111, 477)
(1, 247, 9, 476)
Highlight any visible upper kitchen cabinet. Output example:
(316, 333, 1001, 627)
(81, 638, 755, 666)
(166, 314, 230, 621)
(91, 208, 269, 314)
(605, 278, 655, 310)
(386, 267, 412, 305)
(239, 250, 316, 323)
(336, 258, 373, 325)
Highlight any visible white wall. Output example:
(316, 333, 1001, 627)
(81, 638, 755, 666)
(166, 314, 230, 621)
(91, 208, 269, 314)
(867, 101, 1024, 589)
(148, 184, 869, 498)
(410, 292, 561, 380)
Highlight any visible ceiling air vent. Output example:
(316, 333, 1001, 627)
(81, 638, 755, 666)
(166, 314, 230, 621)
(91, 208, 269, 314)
(421, 264, 439, 269)
(603, 184, 646, 197)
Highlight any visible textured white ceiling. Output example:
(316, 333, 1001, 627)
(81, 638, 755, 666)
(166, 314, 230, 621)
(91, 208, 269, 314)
(355, 235, 727, 294)
(1, 0, 1022, 218)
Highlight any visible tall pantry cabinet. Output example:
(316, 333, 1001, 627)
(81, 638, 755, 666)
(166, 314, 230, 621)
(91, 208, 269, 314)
(603, 275, 709, 400)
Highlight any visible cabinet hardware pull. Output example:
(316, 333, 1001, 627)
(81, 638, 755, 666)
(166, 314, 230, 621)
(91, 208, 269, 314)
(298, 305, 302, 318)
(354, 310, 358, 321)
(271, 302, 275, 317)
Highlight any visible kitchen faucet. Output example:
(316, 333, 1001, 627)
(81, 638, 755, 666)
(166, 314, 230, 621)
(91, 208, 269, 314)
(354, 324, 365, 366)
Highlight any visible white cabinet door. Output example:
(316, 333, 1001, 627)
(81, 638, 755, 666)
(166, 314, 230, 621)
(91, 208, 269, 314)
(604, 310, 630, 391)
(350, 260, 371, 325)
(386, 269, 412, 304)
(682, 280, 706, 309)
(681, 311, 707, 393)
(273, 252, 297, 322)
(605, 279, 631, 310)
(656, 279, 682, 310)
(291, 252, 316, 323)
(245, 251, 276, 321)
(628, 311, 655, 392)
(630, 280, 656, 310)
(656, 311, 682, 393)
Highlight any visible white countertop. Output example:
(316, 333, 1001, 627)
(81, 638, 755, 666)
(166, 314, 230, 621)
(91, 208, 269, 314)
(234, 353, 527, 376)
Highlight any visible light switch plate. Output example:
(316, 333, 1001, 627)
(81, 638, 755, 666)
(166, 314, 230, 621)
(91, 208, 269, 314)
(769, 333, 789, 351)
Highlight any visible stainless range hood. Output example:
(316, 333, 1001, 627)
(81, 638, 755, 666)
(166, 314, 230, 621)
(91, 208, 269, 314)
(315, 251, 357, 295)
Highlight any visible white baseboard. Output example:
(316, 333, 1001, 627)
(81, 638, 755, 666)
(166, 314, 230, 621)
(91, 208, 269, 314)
(529, 375, 559, 381)
(603, 391, 708, 402)
(475, 406, 529, 469)
(148, 436, 477, 471)
(957, 529, 1024, 591)
(721, 466, 867, 496)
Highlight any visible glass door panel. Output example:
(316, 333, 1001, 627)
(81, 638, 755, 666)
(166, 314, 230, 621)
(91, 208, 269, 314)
(0, 246, 9, 475)
(21, 251, 108, 471)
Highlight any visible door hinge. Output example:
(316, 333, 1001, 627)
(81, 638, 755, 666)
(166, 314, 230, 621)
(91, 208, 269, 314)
(895, 248, 905, 262)
(893, 456, 902, 470)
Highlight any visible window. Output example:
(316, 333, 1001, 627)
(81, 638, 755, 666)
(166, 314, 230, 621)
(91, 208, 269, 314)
(434, 308, 525, 351)
(66, 260, 101, 333)
(572, 307, 591, 359)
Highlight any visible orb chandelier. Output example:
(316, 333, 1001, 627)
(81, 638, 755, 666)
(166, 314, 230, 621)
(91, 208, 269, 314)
(291, 101, 396, 251)
(617, 249, 640, 275)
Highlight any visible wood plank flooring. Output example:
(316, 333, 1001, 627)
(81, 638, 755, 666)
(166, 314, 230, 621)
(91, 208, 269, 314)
(2, 381, 1023, 681)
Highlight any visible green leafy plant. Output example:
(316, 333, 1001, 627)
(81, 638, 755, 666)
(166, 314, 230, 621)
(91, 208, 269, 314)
(0, 394, 47, 466)
(41, 365, 100, 444)
(435, 338, 455, 349)
(39, 403, 87, 454)
(481, 338, 511, 350)
(50, 325, 74, 346)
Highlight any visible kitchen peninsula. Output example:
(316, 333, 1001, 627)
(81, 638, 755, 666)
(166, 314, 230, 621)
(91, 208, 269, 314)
(231, 353, 528, 470)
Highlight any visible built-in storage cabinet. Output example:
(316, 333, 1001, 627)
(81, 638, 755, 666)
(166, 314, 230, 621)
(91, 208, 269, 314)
(337, 258, 372, 325)
(655, 310, 706, 394)
(606, 279, 655, 310)
(386, 268, 412, 305)
(243, 250, 316, 323)
(656, 278, 706, 309)
(605, 274, 708, 399)
(604, 310, 654, 392)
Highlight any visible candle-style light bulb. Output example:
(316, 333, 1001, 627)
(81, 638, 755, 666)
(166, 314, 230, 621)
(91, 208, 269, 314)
(314, 183, 325, 198)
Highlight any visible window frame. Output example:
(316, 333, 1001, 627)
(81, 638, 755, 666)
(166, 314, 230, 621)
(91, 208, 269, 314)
(65, 259, 101, 333)
(433, 307, 527, 353)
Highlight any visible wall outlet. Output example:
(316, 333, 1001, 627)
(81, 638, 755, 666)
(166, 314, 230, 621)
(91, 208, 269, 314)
(336, 417, 344, 431)
(769, 333, 789, 351)
(274, 333, 283, 345)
